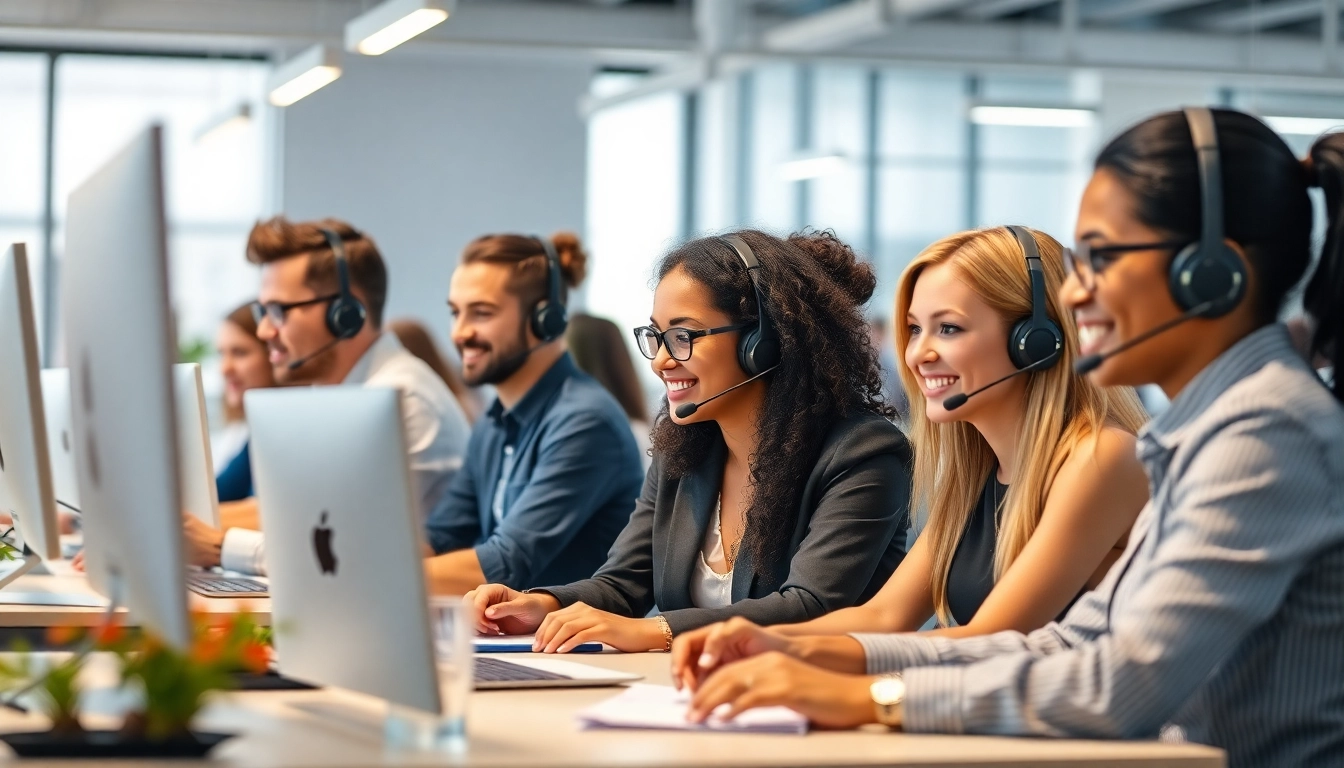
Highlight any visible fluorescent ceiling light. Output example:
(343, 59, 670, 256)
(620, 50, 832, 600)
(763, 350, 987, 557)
(778, 153, 848, 182)
(267, 45, 342, 107)
(970, 106, 1095, 128)
(194, 103, 251, 145)
(346, 0, 454, 56)
(1263, 115, 1344, 136)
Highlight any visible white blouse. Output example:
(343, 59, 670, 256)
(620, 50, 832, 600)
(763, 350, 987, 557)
(689, 496, 734, 609)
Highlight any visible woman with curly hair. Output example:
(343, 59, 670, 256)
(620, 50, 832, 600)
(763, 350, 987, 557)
(464, 229, 913, 652)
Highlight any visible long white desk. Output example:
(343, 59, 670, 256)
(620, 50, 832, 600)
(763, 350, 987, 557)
(0, 571, 269, 630)
(0, 650, 1224, 767)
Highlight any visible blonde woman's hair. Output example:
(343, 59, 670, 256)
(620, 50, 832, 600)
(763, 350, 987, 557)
(894, 227, 1148, 627)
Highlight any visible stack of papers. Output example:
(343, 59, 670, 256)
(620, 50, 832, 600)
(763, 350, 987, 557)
(576, 684, 808, 734)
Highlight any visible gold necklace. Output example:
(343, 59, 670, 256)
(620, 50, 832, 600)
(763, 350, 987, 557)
(719, 495, 743, 567)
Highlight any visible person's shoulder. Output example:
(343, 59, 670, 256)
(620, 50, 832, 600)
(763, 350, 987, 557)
(368, 344, 455, 400)
(1058, 424, 1138, 476)
(815, 410, 912, 474)
(554, 368, 634, 424)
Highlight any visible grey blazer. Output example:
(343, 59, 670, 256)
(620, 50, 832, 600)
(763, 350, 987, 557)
(540, 410, 913, 634)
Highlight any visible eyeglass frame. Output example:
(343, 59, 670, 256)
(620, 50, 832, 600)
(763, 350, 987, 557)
(631, 322, 750, 362)
(1062, 240, 1188, 291)
(250, 294, 340, 329)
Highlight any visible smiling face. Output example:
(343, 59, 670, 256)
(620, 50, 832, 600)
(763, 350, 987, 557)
(256, 255, 339, 385)
(903, 261, 1022, 422)
(448, 261, 533, 387)
(1062, 168, 1197, 390)
(650, 265, 757, 425)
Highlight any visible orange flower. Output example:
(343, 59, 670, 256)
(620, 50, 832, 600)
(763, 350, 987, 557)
(240, 642, 270, 674)
(45, 625, 81, 646)
(190, 636, 224, 666)
(93, 623, 124, 647)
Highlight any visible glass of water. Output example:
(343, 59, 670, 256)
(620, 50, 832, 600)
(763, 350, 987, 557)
(384, 596, 472, 754)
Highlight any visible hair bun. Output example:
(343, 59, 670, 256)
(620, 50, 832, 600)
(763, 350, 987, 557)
(550, 231, 588, 289)
(787, 230, 876, 305)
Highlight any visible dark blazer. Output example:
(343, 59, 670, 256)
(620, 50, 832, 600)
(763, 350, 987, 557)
(541, 410, 913, 635)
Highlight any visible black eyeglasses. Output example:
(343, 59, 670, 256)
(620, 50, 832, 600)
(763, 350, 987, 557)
(632, 323, 749, 362)
(1063, 240, 1187, 291)
(250, 295, 339, 329)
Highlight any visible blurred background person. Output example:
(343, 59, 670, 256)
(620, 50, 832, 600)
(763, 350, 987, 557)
(213, 301, 277, 503)
(566, 312, 652, 467)
(390, 317, 482, 424)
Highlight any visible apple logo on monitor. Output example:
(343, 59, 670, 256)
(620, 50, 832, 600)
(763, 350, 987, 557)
(313, 511, 337, 576)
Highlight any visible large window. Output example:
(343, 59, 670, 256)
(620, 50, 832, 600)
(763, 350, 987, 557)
(0, 55, 49, 348)
(51, 55, 271, 361)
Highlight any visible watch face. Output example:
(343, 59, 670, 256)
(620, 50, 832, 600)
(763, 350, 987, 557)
(871, 676, 906, 705)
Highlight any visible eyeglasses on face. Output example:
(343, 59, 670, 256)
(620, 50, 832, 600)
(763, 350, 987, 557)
(631, 323, 749, 362)
(1062, 240, 1187, 290)
(250, 295, 339, 329)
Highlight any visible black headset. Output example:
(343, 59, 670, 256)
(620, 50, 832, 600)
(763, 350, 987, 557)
(319, 228, 367, 340)
(718, 235, 782, 377)
(1168, 107, 1247, 317)
(529, 236, 569, 343)
(1006, 225, 1064, 370)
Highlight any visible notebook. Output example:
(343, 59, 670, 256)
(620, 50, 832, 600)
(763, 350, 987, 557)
(576, 683, 808, 734)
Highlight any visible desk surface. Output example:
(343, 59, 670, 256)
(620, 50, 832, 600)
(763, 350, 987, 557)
(99, 653, 1220, 768)
(0, 572, 269, 628)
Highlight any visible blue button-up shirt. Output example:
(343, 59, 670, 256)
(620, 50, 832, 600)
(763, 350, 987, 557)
(424, 353, 645, 589)
(855, 324, 1344, 766)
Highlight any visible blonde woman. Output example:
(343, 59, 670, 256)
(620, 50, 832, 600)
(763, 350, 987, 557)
(670, 226, 1149, 695)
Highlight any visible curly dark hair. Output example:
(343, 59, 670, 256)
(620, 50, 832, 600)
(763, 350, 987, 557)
(650, 229, 895, 572)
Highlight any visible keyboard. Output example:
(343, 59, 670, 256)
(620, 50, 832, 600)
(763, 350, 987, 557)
(474, 657, 572, 684)
(186, 573, 269, 597)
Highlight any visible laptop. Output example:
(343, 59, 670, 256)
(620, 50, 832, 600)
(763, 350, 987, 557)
(247, 386, 639, 697)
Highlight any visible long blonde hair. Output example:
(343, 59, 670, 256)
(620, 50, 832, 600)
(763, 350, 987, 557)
(894, 227, 1148, 626)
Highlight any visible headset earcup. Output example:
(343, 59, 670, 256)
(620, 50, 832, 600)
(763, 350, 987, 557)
(327, 297, 366, 340)
(531, 301, 569, 343)
(1008, 316, 1063, 370)
(737, 327, 781, 377)
(1169, 242, 1245, 317)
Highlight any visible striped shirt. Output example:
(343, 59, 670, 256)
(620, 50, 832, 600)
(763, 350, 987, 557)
(854, 324, 1344, 766)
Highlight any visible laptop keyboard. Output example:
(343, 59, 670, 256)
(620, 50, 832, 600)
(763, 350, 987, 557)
(186, 573, 269, 596)
(475, 657, 572, 683)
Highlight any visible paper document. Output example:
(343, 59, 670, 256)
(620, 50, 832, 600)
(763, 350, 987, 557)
(473, 634, 605, 653)
(576, 684, 808, 734)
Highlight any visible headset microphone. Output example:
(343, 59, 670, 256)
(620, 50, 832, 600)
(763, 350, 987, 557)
(674, 365, 779, 419)
(941, 355, 1057, 412)
(287, 337, 343, 371)
(1074, 299, 1216, 375)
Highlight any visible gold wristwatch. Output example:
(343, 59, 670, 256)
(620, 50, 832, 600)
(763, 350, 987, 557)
(869, 673, 905, 728)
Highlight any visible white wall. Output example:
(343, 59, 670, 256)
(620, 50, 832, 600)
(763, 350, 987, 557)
(280, 52, 592, 347)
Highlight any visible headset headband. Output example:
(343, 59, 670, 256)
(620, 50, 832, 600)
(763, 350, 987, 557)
(320, 227, 353, 300)
(534, 235, 563, 311)
(1184, 107, 1224, 254)
(1007, 225, 1050, 330)
(719, 235, 775, 340)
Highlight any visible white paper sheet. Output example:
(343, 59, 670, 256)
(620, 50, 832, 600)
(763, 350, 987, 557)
(576, 683, 808, 734)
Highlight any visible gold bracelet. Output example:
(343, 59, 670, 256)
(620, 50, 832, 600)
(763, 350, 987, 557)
(655, 615, 673, 652)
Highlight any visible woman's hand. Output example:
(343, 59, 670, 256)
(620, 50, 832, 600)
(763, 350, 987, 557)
(687, 652, 881, 730)
(465, 584, 559, 636)
(533, 602, 664, 653)
(670, 618, 796, 692)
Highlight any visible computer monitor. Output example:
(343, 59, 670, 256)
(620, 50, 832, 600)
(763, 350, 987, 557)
(0, 243, 62, 565)
(62, 124, 190, 649)
(174, 363, 220, 528)
(44, 365, 220, 530)
(247, 386, 442, 714)
(39, 369, 80, 516)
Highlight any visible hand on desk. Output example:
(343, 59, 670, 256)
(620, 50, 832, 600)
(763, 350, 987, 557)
(182, 513, 224, 568)
(466, 584, 667, 652)
(467, 584, 560, 636)
(673, 618, 871, 691)
(685, 652, 883, 730)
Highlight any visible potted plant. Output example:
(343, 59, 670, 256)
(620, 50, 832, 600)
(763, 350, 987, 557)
(0, 611, 271, 758)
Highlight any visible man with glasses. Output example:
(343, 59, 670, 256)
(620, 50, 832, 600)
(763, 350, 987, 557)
(422, 233, 643, 595)
(183, 216, 470, 575)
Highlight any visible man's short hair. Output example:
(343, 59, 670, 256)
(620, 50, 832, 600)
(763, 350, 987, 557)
(246, 216, 387, 329)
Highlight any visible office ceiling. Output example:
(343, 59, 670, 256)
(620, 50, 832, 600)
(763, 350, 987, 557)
(1, 1, 1340, 91)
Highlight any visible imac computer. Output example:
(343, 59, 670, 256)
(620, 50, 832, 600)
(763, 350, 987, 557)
(45, 364, 221, 529)
(0, 243, 63, 580)
(62, 124, 190, 648)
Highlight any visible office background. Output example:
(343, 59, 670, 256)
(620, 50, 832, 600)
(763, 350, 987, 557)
(3, 0, 1342, 413)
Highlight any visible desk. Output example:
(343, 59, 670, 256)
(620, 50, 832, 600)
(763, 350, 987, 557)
(32, 652, 1219, 768)
(0, 572, 269, 631)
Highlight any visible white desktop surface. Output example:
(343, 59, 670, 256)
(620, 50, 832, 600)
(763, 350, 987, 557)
(0, 571, 269, 627)
(0, 650, 1225, 767)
